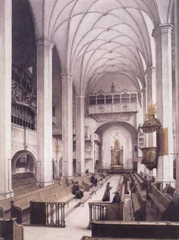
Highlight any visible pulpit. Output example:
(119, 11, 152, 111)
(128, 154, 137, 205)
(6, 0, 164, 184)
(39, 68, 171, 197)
(111, 139, 123, 169)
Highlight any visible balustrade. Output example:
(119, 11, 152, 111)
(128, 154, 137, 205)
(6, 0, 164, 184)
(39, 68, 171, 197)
(88, 201, 124, 229)
(30, 201, 65, 227)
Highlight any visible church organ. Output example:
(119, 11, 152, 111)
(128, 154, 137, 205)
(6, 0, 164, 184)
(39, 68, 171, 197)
(11, 63, 36, 130)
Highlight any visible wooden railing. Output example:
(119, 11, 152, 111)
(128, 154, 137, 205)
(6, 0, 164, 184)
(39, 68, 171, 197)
(88, 201, 124, 229)
(30, 201, 66, 227)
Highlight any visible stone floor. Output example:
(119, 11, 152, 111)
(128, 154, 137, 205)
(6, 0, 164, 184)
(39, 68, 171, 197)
(24, 175, 121, 240)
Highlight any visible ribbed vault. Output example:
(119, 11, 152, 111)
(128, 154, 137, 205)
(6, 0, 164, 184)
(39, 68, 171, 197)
(29, 0, 174, 94)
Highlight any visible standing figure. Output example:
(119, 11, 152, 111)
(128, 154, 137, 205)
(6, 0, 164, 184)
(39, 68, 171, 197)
(112, 191, 121, 203)
(72, 181, 83, 199)
(102, 182, 112, 201)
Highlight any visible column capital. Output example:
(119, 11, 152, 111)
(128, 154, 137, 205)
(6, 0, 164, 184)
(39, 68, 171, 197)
(145, 66, 155, 75)
(75, 93, 86, 99)
(152, 24, 173, 38)
(36, 37, 55, 48)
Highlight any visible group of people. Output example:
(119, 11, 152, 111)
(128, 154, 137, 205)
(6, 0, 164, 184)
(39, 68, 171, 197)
(102, 182, 121, 203)
(66, 170, 120, 202)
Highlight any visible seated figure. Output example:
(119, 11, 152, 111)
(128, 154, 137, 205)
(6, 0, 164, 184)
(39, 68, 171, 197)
(91, 174, 97, 187)
(72, 181, 83, 199)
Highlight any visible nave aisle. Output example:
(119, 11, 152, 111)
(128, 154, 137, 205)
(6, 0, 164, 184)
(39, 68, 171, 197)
(24, 175, 120, 240)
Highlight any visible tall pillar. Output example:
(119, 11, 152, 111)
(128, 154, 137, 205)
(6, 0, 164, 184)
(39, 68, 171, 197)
(61, 74, 73, 177)
(141, 88, 148, 176)
(36, 38, 54, 186)
(174, 0, 179, 219)
(0, 0, 13, 199)
(152, 24, 174, 188)
(75, 94, 85, 174)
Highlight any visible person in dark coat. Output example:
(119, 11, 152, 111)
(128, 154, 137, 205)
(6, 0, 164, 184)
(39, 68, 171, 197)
(102, 182, 112, 201)
(72, 182, 83, 199)
(91, 174, 97, 187)
(112, 191, 121, 203)
(85, 168, 89, 174)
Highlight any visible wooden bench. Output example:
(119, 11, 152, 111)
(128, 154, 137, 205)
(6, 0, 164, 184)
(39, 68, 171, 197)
(43, 187, 76, 207)
(163, 184, 176, 203)
(134, 172, 149, 190)
(78, 194, 92, 207)
(82, 179, 93, 191)
(11, 183, 67, 223)
(131, 184, 146, 221)
(0, 218, 24, 240)
(147, 184, 175, 220)
(90, 221, 179, 239)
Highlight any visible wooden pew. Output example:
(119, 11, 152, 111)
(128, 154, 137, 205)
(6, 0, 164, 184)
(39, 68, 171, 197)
(131, 184, 146, 221)
(41, 187, 75, 207)
(0, 174, 90, 218)
(0, 218, 23, 240)
(147, 184, 175, 221)
(82, 179, 93, 191)
(163, 184, 176, 203)
(133, 172, 149, 190)
(90, 221, 179, 239)
(11, 183, 67, 223)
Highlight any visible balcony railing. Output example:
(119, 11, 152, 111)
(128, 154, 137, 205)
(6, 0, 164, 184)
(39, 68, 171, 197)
(88, 91, 138, 115)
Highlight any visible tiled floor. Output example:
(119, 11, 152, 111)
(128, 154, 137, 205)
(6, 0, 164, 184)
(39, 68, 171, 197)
(24, 175, 121, 240)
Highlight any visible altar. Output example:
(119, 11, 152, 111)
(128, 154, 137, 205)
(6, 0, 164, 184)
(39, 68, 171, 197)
(111, 139, 123, 169)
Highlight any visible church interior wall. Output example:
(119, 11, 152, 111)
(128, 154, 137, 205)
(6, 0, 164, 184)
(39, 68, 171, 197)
(101, 126, 133, 169)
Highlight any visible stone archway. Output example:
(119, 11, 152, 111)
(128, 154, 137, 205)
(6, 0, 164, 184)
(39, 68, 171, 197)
(11, 150, 37, 177)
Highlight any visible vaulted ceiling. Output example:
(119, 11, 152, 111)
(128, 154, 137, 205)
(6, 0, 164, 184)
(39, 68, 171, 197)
(29, 0, 174, 94)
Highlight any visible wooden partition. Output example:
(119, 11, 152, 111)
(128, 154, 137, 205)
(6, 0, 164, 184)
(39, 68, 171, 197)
(91, 221, 179, 239)
(0, 218, 23, 240)
(30, 201, 66, 227)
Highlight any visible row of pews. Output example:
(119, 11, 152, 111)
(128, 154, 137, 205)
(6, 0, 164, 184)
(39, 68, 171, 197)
(12, 173, 40, 197)
(128, 172, 177, 221)
(0, 172, 110, 226)
(82, 171, 179, 240)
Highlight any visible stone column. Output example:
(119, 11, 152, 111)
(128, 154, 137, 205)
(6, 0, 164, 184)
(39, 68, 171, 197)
(75, 94, 85, 174)
(61, 73, 73, 177)
(0, 0, 13, 199)
(36, 38, 54, 187)
(152, 24, 174, 188)
(174, 0, 179, 219)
